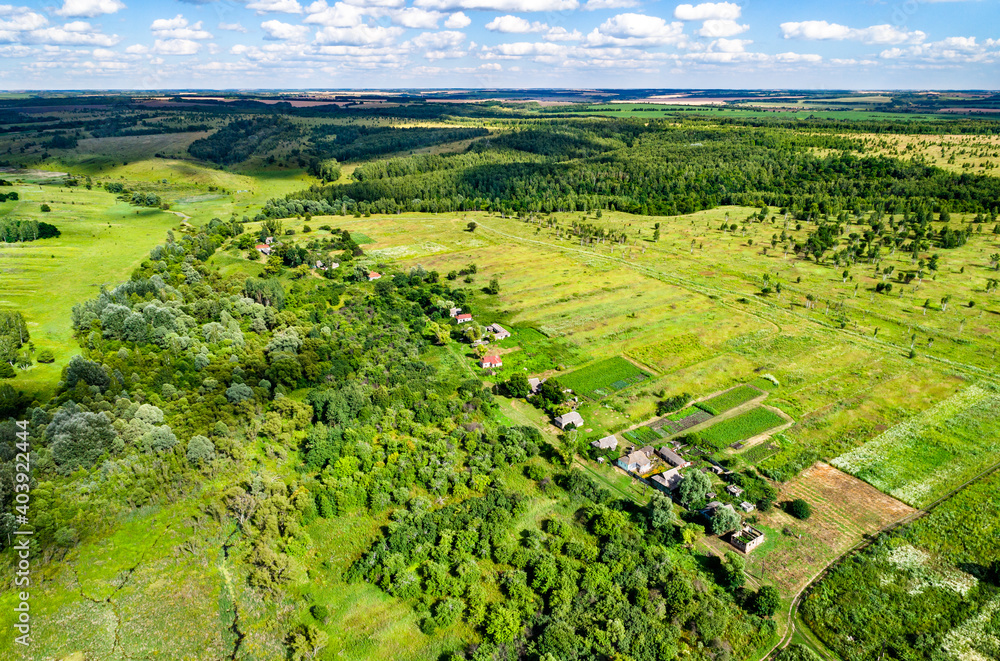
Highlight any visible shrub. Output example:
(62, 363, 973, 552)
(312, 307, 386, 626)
(0, 363, 15, 379)
(310, 604, 329, 623)
(36, 349, 55, 364)
(752, 585, 781, 617)
(787, 498, 812, 520)
(186, 435, 215, 464)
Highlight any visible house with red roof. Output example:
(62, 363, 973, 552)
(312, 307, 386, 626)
(480, 355, 502, 369)
(368, 271, 382, 281)
(455, 313, 473, 323)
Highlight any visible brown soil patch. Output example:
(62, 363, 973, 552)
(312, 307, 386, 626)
(742, 462, 915, 596)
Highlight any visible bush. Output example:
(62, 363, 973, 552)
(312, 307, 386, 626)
(310, 604, 329, 623)
(36, 349, 55, 363)
(186, 435, 216, 464)
(787, 498, 812, 520)
(752, 585, 781, 617)
(40, 203, 51, 212)
(0, 363, 15, 379)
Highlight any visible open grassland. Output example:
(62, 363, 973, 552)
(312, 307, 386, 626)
(803, 469, 1000, 661)
(0, 183, 178, 401)
(840, 132, 1000, 176)
(831, 383, 1000, 507)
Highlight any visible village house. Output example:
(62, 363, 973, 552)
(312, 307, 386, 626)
(651, 468, 684, 493)
(617, 449, 652, 474)
(554, 411, 584, 430)
(591, 435, 618, 451)
(527, 377, 542, 394)
(731, 525, 765, 553)
(740, 501, 756, 512)
(480, 355, 502, 369)
(702, 501, 737, 522)
(455, 313, 473, 324)
(485, 323, 511, 340)
(656, 446, 691, 468)
(368, 271, 382, 281)
(449, 307, 462, 317)
(726, 484, 744, 497)
(264, 236, 274, 245)
(255, 243, 271, 256)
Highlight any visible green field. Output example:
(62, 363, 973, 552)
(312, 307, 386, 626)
(696, 384, 765, 415)
(698, 407, 787, 449)
(831, 384, 1000, 507)
(558, 356, 649, 399)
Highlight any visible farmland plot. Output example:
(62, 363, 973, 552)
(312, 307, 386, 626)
(695, 384, 765, 415)
(559, 357, 649, 399)
(831, 384, 1000, 507)
(650, 408, 713, 434)
(697, 407, 787, 449)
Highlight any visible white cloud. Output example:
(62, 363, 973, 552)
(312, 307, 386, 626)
(151, 15, 213, 40)
(780, 21, 925, 45)
(124, 43, 148, 53)
(261, 19, 311, 40)
(247, 0, 303, 14)
(486, 15, 548, 33)
(408, 29, 466, 58)
(879, 36, 998, 63)
(414, 0, 579, 11)
(697, 18, 747, 37)
(218, 22, 248, 33)
(314, 24, 403, 46)
(583, 0, 639, 8)
(55, 0, 126, 18)
(773, 51, 822, 63)
(391, 7, 443, 28)
(305, 2, 368, 27)
(0, 11, 47, 31)
(545, 26, 582, 41)
(153, 38, 201, 55)
(586, 13, 685, 47)
(444, 11, 471, 28)
(711, 37, 750, 52)
(674, 2, 741, 21)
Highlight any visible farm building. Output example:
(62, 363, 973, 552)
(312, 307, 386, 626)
(255, 244, 271, 255)
(485, 323, 511, 340)
(702, 501, 737, 522)
(527, 377, 542, 394)
(264, 236, 274, 244)
(657, 446, 691, 468)
(731, 526, 765, 553)
(449, 307, 462, 317)
(554, 411, 584, 430)
(455, 313, 473, 324)
(480, 355, 503, 369)
(726, 485, 744, 497)
(740, 501, 756, 512)
(651, 468, 683, 492)
(368, 271, 382, 281)
(591, 435, 618, 450)
(618, 449, 652, 474)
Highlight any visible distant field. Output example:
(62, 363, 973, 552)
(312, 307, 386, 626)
(566, 104, 946, 121)
(696, 384, 764, 415)
(698, 407, 787, 449)
(558, 356, 649, 399)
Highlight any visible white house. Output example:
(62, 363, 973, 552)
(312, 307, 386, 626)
(554, 411, 584, 430)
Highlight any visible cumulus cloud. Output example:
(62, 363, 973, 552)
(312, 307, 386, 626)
(674, 2, 741, 21)
(261, 19, 311, 40)
(583, 0, 639, 8)
(315, 24, 403, 46)
(218, 22, 248, 33)
(247, 0, 304, 14)
(545, 26, 582, 41)
(391, 7, 444, 28)
(0, 11, 47, 31)
(780, 21, 925, 45)
(444, 12, 471, 28)
(55, 0, 126, 18)
(151, 15, 213, 40)
(414, 0, 579, 11)
(486, 15, 548, 33)
(880, 36, 999, 63)
(153, 38, 201, 55)
(697, 18, 747, 37)
(305, 2, 368, 27)
(586, 13, 685, 47)
(408, 29, 467, 58)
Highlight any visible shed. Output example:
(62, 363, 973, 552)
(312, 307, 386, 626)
(554, 411, 584, 430)
(485, 323, 511, 340)
(657, 446, 690, 468)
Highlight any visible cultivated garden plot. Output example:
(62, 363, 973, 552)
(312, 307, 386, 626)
(695, 384, 766, 415)
(558, 356, 650, 400)
(802, 469, 1000, 661)
(697, 406, 788, 450)
(649, 407, 713, 434)
(831, 384, 1000, 507)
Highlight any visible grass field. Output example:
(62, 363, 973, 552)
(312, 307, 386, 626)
(831, 384, 1000, 507)
(558, 356, 650, 399)
(0, 183, 179, 401)
(698, 407, 788, 449)
(696, 384, 765, 415)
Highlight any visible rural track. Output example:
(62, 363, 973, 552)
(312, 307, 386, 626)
(472, 219, 999, 385)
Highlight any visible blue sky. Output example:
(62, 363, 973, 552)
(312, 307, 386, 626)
(0, 0, 997, 89)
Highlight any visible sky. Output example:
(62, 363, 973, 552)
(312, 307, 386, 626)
(0, 0, 997, 90)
